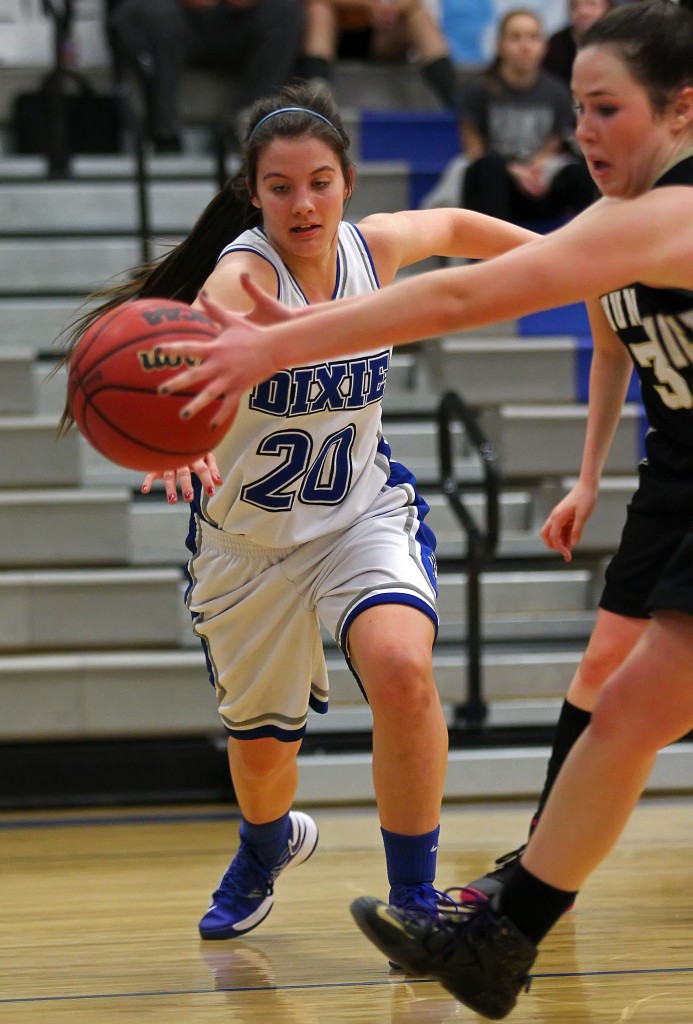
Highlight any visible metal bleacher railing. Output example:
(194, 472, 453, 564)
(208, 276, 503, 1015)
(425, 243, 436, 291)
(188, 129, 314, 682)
(437, 389, 501, 736)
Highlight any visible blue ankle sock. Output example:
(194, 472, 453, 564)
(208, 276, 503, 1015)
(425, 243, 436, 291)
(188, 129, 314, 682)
(381, 825, 440, 886)
(240, 812, 292, 869)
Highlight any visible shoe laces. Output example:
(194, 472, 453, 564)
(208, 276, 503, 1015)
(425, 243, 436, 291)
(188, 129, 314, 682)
(440, 884, 493, 909)
(422, 902, 507, 957)
(390, 883, 468, 919)
(493, 843, 527, 872)
(409, 900, 497, 960)
(214, 841, 272, 902)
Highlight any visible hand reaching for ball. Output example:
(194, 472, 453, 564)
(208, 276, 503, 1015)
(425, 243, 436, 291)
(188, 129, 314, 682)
(156, 282, 301, 425)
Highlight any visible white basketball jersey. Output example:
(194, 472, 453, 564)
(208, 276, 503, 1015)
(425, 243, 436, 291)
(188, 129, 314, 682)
(199, 221, 395, 547)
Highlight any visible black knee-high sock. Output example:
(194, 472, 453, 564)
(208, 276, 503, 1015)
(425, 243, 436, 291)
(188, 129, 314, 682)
(420, 56, 460, 110)
(532, 700, 592, 830)
(498, 863, 577, 945)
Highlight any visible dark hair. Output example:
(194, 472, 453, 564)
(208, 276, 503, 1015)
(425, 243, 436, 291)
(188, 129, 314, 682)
(57, 81, 352, 429)
(569, 0, 616, 16)
(579, 0, 693, 112)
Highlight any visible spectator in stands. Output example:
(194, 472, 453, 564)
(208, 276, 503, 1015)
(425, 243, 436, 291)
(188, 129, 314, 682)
(107, 0, 305, 153)
(457, 8, 595, 225)
(297, 0, 461, 112)
(543, 0, 615, 84)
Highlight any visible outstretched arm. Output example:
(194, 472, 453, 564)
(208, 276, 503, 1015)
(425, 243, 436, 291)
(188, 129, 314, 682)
(358, 207, 539, 281)
(154, 188, 691, 424)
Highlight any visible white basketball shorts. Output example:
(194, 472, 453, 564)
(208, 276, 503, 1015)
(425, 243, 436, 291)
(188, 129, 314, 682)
(185, 482, 438, 741)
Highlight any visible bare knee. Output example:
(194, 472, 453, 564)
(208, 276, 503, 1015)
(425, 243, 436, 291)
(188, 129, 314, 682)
(359, 641, 439, 719)
(589, 679, 656, 759)
(228, 737, 300, 783)
(574, 611, 648, 698)
(578, 641, 632, 697)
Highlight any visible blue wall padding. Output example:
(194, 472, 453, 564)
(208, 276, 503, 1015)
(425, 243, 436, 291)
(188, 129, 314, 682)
(360, 110, 460, 164)
(518, 302, 590, 337)
(409, 165, 448, 207)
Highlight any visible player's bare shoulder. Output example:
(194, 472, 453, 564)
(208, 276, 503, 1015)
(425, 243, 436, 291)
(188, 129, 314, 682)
(215, 246, 277, 283)
(210, 248, 279, 311)
(356, 211, 402, 253)
(355, 212, 404, 285)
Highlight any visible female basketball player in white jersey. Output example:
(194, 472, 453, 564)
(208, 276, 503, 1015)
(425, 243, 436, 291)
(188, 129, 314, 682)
(60, 81, 539, 943)
(153, 1, 693, 1013)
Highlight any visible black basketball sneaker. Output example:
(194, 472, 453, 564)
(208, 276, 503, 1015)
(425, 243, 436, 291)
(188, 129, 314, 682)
(350, 896, 536, 1020)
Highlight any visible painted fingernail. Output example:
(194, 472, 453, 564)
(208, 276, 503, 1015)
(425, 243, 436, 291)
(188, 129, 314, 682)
(184, 490, 193, 501)
(181, 410, 190, 419)
(168, 493, 177, 503)
(206, 486, 215, 496)
(159, 385, 169, 394)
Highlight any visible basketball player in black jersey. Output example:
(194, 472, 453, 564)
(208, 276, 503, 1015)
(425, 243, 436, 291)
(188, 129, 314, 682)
(154, 0, 693, 1015)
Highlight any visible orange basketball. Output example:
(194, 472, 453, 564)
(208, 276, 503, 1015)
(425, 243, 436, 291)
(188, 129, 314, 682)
(67, 298, 231, 472)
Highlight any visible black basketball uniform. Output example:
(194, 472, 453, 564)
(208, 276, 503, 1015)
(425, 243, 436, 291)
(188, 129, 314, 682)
(597, 154, 693, 618)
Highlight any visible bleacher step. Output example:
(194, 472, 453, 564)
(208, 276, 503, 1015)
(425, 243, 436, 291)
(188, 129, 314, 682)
(481, 403, 643, 477)
(0, 646, 581, 742)
(0, 298, 85, 353)
(0, 568, 181, 651)
(0, 238, 142, 296)
(0, 351, 35, 413)
(0, 489, 130, 567)
(0, 416, 79, 486)
(436, 336, 578, 404)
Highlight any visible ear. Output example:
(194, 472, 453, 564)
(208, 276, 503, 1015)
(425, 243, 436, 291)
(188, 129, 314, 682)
(247, 178, 261, 209)
(671, 86, 693, 132)
(344, 165, 356, 201)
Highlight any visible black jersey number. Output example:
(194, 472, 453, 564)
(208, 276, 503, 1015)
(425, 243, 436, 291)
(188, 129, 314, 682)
(241, 425, 356, 511)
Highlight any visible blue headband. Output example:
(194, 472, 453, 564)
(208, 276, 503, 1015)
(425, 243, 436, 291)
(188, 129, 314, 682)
(248, 106, 341, 142)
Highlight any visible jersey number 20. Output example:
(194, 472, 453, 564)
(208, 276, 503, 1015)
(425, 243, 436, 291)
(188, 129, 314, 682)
(241, 426, 356, 511)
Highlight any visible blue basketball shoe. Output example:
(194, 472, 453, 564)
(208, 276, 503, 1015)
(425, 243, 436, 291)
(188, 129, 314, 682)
(389, 883, 463, 919)
(199, 810, 319, 940)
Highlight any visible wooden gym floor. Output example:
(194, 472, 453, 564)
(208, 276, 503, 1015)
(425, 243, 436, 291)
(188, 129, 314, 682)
(2, 797, 693, 1022)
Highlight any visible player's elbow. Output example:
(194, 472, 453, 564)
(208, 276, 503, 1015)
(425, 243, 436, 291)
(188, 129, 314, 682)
(434, 277, 477, 335)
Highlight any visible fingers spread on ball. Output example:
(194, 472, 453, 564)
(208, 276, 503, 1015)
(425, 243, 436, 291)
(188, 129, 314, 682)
(69, 298, 230, 472)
